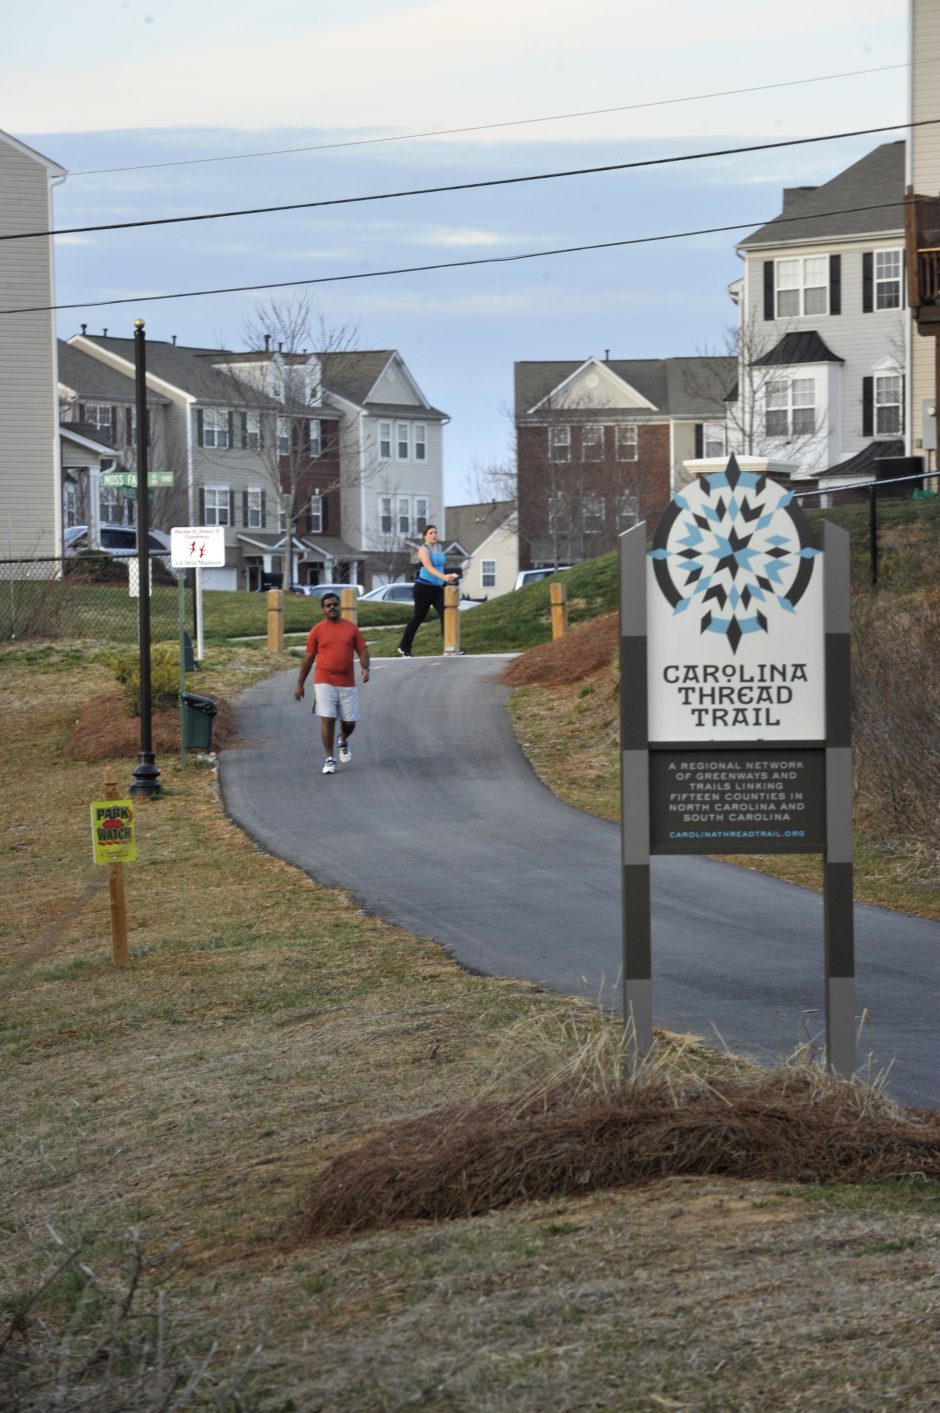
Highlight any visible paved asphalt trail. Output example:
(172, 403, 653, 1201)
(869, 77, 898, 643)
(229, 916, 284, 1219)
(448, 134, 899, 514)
(220, 654, 939, 1108)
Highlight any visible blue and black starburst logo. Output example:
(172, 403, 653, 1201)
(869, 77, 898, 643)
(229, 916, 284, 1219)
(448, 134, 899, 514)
(650, 456, 819, 653)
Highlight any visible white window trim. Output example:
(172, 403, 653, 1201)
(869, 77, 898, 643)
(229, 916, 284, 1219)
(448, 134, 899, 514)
(378, 494, 393, 534)
(775, 256, 829, 318)
(246, 485, 263, 530)
(874, 371, 903, 434)
(765, 376, 816, 439)
(308, 493, 323, 534)
(245, 411, 261, 450)
(204, 484, 231, 527)
(396, 422, 410, 462)
(874, 248, 902, 311)
(414, 423, 427, 461)
(379, 421, 392, 460)
(582, 424, 604, 462)
(616, 424, 638, 462)
(481, 559, 496, 588)
(549, 425, 571, 463)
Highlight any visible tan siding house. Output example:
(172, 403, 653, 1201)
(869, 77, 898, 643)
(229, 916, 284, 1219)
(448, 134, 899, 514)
(0, 130, 65, 559)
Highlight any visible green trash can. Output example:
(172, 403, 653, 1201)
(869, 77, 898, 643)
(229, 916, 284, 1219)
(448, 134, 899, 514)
(181, 692, 217, 749)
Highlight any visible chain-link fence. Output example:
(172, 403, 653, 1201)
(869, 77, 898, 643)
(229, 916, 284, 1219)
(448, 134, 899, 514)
(0, 555, 194, 646)
(794, 468, 939, 590)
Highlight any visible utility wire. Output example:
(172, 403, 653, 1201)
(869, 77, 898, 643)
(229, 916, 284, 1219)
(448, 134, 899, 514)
(0, 198, 918, 317)
(2, 117, 932, 246)
(67, 63, 909, 177)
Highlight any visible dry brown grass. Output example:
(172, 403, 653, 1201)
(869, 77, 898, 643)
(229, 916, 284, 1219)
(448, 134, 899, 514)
(303, 1072, 940, 1237)
(3, 643, 940, 1412)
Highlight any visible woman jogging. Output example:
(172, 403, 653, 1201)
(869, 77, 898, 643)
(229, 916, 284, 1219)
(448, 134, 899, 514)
(397, 524, 458, 657)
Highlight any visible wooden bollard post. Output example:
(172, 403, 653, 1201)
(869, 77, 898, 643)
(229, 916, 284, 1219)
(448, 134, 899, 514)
(550, 582, 568, 639)
(443, 583, 460, 655)
(103, 769, 129, 968)
(340, 586, 358, 624)
(266, 588, 284, 652)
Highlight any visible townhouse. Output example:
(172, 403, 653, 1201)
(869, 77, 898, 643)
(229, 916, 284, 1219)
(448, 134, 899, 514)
(732, 141, 909, 493)
(514, 354, 734, 569)
(67, 334, 448, 590)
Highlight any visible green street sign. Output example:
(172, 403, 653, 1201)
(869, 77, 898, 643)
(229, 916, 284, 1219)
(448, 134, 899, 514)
(100, 471, 174, 488)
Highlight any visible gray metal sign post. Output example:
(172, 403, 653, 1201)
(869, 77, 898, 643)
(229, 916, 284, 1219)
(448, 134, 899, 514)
(620, 458, 855, 1076)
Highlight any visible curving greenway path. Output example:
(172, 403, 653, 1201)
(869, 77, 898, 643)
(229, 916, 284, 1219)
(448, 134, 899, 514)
(219, 654, 939, 1108)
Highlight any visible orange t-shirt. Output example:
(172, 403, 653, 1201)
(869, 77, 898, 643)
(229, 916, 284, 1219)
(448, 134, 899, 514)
(306, 618, 367, 686)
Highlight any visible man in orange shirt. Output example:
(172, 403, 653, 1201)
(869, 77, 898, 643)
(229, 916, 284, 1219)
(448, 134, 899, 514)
(294, 593, 370, 775)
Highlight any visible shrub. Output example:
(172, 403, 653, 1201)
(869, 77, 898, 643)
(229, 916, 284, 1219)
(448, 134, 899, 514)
(106, 643, 181, 714)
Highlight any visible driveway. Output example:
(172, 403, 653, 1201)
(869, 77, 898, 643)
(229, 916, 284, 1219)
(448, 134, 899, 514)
(220, 655, 940, 1108)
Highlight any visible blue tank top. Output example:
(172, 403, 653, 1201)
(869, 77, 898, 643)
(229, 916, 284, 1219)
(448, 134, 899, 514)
(417, 543, 446, 585)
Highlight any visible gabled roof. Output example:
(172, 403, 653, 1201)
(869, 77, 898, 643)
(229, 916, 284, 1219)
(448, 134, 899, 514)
(58, 340, 168, 404)
(0, 128, 66, 177)
(515, 356, 735, 419)
(319, 350, 448, 419)
(60, 423, 117, 456)
(738, 141, 904, 249)
(443, 501, 515, 554)
(752, 331, 845, 367)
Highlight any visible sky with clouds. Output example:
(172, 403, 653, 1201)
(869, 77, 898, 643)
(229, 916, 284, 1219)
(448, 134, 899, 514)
(2, 0, 911, 499)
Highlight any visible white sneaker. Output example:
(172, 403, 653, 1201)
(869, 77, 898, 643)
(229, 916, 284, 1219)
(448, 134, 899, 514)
(322, 757, 336, 775)
(338, 738, 351, 765)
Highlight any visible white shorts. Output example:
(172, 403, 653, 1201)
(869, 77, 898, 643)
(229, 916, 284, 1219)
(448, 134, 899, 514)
(313, 683, 360, 722)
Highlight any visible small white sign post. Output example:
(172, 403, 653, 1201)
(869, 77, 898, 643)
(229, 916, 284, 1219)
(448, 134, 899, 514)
(171, 527, 226, 665)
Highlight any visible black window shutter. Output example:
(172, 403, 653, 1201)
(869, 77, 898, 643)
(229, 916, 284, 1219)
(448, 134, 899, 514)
(242, 489, 248, 525)
(321, 496, 329, 533)
(198, 487, 206, 523)
(196, 409, 204, 447)
(260, 490, 266, 528)
(229, 489, 235, 526)
(862, 252, 873, 312)
(111, 405, 117, 430)
(227, 411, 235, 448)
(78, 403, 86, 421)
(694, 424, 704, 457)
(862, 377, 874, 437)
(901, 375, 906, 434)
(763, 262, 775, 320)
(241, 412, 248, 449)
(829, 254, 841, 315)
(125, 407, 133, 442)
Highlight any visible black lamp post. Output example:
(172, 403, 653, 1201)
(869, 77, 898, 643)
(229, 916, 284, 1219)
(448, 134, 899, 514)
(130, 319, 161, 797)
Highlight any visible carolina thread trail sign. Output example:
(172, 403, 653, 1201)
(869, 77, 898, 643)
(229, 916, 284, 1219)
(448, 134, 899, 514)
(620, 456, 855, 1076)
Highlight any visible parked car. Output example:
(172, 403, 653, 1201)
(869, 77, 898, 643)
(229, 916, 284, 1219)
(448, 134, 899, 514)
(359, 583, 415, 604)
(65, 523, 173, 557)
(289, 582, 364, 598)
(513, 566, 573, 591)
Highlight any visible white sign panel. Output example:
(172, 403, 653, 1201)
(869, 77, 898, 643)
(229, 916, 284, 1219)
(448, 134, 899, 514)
(647, 465, 825, 742)
(171, 526, 226, 569)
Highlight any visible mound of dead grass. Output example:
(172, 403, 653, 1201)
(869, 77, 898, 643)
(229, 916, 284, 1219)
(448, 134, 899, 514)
(302, 1073, 940, 1238)
(64, 687, 237, 761)
(500, 611, 618, 687)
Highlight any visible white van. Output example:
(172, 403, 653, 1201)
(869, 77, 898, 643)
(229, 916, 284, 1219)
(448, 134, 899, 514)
(513, 566, 572, 591)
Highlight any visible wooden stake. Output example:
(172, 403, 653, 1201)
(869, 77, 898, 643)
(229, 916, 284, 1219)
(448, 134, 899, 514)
(443, 583, 460, 654)
(340, 586, 358, 624)
(266, 588, 284, 652)
(103, 769, 129, 967)
(550, 582, 568, 639)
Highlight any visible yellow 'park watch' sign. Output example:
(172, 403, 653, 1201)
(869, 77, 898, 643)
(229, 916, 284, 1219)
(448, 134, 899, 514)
(90, 800, 137, 864)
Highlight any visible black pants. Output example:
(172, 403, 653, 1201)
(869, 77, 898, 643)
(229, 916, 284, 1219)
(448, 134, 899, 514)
(399, 581, 444, 653)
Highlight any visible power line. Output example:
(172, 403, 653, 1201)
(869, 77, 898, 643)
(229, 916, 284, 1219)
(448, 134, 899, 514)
(67, 63, 909, 178)
(2, 118, 930, 245)
(0, 198, 917, 318)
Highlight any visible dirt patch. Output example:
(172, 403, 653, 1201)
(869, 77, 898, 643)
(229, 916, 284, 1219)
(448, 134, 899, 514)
(64, 686, 237, 761)
(500, 611, 618, 686)
(302, 1074, 940, 1237)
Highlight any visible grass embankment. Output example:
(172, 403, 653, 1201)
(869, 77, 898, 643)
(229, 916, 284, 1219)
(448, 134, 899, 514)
(2, 645, 940, 1410)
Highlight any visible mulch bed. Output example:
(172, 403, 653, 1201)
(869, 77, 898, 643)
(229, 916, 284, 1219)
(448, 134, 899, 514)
(65, 687, 237, 761)
(302, 1075, 940, 1237)
(500, 612, 618, 688)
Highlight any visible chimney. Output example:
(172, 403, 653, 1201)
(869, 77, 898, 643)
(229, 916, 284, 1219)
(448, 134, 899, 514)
(102, 328, 108, 337)
(278, 342, 283, 354)
(782, 186, 817, 212)
(80, 323, 87, 335)
(604, 349, 610, 361)
(264, 334, 271, 352)
(171, 334, 177, 345)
